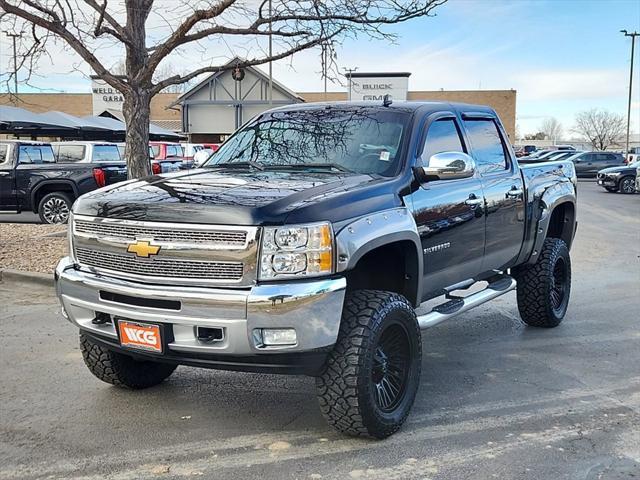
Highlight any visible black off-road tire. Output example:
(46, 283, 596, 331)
(316, 290, 422, 439)
(514, 238, 571, 328)
(80, 334, 177, 389)
(38, 191, 73, 224)
(618, 176, 636, 194)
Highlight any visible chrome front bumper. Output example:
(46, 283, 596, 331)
(54, 257, 346, 359)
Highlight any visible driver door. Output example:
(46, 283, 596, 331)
(408, 114, 486, 300)
(0, 144, 17, 212)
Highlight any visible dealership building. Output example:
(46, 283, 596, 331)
(1, 61, 517, 141)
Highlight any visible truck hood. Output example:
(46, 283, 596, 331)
(73, 167, 400, 226)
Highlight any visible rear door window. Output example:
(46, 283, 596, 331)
(55, 145, 86, 163)
(463, 118, 509, 175)
(18, 145, 55, 164)
(0, 144, 8, 164)
(420, 118, 466, 165)
(92, 145, 121, 162)
(166, 145, 183, 158)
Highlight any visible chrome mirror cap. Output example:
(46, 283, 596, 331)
(420, 151, 475, 181)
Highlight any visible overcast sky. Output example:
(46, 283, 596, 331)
(1, 0, 639, 136)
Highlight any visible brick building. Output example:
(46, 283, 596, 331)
(1, 86, 516, 141)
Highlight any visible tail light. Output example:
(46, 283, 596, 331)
(92, 167, 106, 188)
(151, 162, 161, 175)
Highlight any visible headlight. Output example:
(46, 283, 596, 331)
(259, 222, 333, 280)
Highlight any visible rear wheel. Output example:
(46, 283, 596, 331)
(514, 238, 571, 328)
(316, 290, 421, 439)
(80, 334, 177, 389)
(619, 176, 636, 194)
(38, 192, 73, 224)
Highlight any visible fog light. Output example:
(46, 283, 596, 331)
(260, 328, 297, 346)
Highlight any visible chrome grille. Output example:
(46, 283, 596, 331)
(76, 248, 244, 281)
(74, 219, 247, 247)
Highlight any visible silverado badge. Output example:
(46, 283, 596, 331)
(127, 240, 161, 258)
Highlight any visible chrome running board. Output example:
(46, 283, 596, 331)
(417, 274, 517, 330)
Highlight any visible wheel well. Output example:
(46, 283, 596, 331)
(32, 183, 76, 213)
(344, 241, 420, 306)
(545, 202, 575, 248)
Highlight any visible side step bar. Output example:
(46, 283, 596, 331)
(417, 274, 517, 330)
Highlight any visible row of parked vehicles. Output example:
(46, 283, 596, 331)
(0, 140, 219, 223)
(515, 144, 639, 194)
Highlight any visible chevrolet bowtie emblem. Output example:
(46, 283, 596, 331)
(127, 240, 161, 258)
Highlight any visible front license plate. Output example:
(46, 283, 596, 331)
(118, 320, 163, 353)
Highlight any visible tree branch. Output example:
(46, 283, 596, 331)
(0, 0, 128, 92)
(150, 30, 341, 95)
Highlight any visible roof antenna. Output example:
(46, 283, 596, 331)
(382, 94, 393, 107)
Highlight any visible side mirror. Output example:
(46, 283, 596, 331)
(415, 151, 475, 182)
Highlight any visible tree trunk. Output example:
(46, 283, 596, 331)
(122, 89, 152, 179)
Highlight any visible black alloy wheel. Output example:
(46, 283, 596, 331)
(372, 323, 411, 412)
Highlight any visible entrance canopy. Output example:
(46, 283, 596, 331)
(0, 105, 183, 141)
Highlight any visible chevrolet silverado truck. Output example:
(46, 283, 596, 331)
(54, 101, 577, 438)
(0, 140, 126, 223)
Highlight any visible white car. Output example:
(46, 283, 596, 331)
(181, 143, 205, 159)
(51, 141, 123, 164)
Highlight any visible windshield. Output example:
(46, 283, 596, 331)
(206, 107, 410, 176)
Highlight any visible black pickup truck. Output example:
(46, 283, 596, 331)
(0, 140, 126, 223)
(55, 101, 577, 438)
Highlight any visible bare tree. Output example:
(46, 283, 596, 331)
(0, 0, 446, 178)
(539, 117, 562, 142)
(573, 109, 626, 151)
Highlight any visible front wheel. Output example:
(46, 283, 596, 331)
(514, 238, 571, 328)
(619, 176, 636, 194)
(316, 290, 422, 439)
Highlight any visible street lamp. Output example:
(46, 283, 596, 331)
(621, 29, 639, 157)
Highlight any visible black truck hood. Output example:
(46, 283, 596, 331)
(74, 168, 402, 226)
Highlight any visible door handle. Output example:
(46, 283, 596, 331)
(506, 187, 523, 198)
(465, 194, 483, 206)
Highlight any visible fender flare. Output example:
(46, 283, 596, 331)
(335, 207, 423, 305)
(527, 182, 576, 264)
(30, 180, 79, 212)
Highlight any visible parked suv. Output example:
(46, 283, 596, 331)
(567, 151, 625, 176)
(55, 102, 577, 438)
(1, 140, 125, 223)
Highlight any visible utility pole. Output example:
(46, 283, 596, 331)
(4, 31, 22, 101)
(621, 30, 639, 157)
(343, 67, 358, 101)
(322, 42, 328, 101)
(268, 0, 273, 106)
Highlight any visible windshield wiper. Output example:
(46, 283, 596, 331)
(209, 161, 264, 171)
(264, 163, 355, 173)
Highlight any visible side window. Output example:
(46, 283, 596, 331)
(92, 145, 120, 162)
(151, 145, 160, 157)
(463, 118, 509, 175)
(56, 145, 86, 163)
(18, 145, 55, 164)
(420, 118, 465, 165)
(0, 144, 8, 165)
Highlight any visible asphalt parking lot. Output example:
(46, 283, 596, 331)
(1, 180, 639, 480)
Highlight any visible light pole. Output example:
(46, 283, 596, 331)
(4, 31, 22, 100)
(621, 29, 639, 157)
(343, 67, 358, 101)
(268, 0, 273, 106)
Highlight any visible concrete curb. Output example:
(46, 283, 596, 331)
(0, 269, 54, 287)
